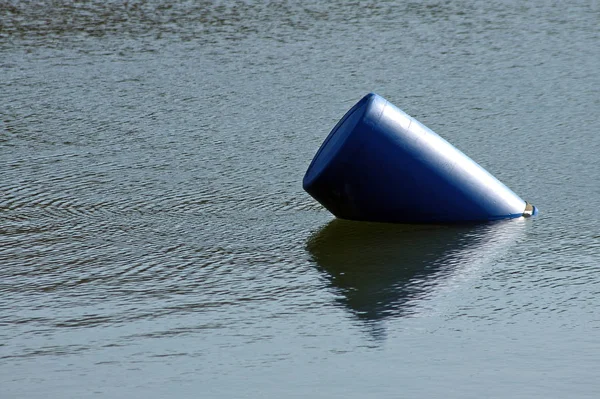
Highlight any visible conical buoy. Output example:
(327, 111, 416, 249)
(303, 93, 537, 223)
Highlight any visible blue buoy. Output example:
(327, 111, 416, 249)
(303, 93, 537, 223)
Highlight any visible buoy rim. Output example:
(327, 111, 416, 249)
(303, 93, 376, 188)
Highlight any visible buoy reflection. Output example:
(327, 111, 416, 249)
(307, 219, 525, 330)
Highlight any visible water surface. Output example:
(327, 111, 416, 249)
(1, 1, 599, 398)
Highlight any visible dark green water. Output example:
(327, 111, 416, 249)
(1, 1, 599, 398)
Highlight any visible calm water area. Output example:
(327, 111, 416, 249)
(1, 1, 599, 398)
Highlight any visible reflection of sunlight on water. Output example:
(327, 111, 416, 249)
(306, 218, 527, 339)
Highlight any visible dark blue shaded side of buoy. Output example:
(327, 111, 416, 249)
(303, 93, 532, 223)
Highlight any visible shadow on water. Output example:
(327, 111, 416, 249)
(307, 218, 524, 338)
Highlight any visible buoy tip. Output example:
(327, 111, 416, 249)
(522, 202, 538, 217)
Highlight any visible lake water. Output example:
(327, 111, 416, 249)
(1, 1, 599, 398)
